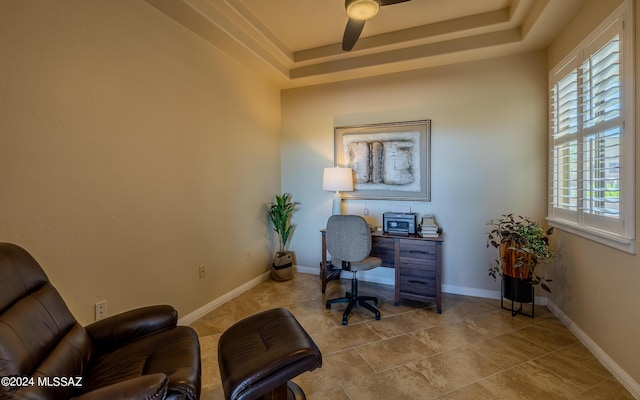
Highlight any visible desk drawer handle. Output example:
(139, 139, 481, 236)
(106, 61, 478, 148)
(407, 250, 433, 255)
(409, 280, 427, 285)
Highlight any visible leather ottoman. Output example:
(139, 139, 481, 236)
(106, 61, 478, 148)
(217, 308, 322, 400)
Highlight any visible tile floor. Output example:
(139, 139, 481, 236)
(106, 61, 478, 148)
(189, 272, 633, 400)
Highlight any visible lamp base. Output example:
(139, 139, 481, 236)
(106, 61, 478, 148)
(332, 192, 343, 215)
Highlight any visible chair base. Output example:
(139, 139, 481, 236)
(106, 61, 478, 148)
(326, 273, 381, 325)
(259, 381, 306, 400)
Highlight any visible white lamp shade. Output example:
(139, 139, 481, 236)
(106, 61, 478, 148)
(322, 167, 354, 192)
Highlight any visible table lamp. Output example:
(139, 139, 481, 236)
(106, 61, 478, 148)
(322, 167, 354, 215)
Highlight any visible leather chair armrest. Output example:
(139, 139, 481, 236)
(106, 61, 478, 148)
(85, 305, 178, 354)
(73, 373, 168, 400)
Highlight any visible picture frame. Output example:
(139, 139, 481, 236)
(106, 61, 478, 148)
(334, 120, 431, 201)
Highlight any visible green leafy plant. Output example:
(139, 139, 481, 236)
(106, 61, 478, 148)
(268, 193, 299, 256)
(487, 214, 555, 292)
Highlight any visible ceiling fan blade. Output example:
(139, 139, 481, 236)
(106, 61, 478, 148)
(380, 0, 410, 6)
(342, 18, 366, 51)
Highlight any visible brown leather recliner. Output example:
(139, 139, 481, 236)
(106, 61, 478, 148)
(0, 243, 201, 400)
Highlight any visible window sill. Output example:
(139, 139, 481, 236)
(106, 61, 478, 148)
(547, 218, 635, 254)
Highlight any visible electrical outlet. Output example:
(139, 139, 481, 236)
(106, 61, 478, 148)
(199, 264, 206, 279)
(244, 248, 252, 261)
(94, 300, 107, 321)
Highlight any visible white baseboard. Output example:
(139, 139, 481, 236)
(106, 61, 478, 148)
(547, 301, 640, 398)
(178, 271, 270, 326)
(295, 265, 321, 275)
(441, 284, 549, 305)
(442, 284, 501, 300)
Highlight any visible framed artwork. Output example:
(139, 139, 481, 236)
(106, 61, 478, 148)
(334, 120, 431, 201)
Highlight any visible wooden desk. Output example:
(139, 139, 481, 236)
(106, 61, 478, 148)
(321, 230, 443, 313)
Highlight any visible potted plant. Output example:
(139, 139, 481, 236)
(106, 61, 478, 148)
(487, 214, 555, 304)
(267, 193, 299, 281)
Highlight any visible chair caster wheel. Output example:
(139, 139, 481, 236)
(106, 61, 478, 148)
(326, 304, 331, 309)
(342, 318, 348, 325)
(375, 314, 381, 321)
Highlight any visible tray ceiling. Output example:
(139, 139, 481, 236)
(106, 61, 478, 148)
(145, 0, 587, 88)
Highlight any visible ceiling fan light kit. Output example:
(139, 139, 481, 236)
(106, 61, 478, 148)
(342, 0, 411, 51)
(346, 0, 381, 20)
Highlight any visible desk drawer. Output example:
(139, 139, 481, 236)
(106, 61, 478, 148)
(372, 236, 395, 251)
(399, 258, 435, 271)
(399, 267, 436, 296)
(398, 240, 436, 261)
(371, 236, 395, 268)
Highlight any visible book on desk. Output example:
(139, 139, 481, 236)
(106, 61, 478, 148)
(419, 215, 441, 238)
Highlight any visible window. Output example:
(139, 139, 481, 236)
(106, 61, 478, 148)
(548, 1, 635, 253)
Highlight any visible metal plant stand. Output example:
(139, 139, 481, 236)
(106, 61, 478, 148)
(501, 276, 535, 318)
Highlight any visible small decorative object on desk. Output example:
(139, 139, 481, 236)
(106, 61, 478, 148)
(419, 215, 440, 238)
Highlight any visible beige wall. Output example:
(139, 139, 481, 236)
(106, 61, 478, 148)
(281, 51, 549, 296)
(547, 0, 640, 388)
(0, 0, 281, 324)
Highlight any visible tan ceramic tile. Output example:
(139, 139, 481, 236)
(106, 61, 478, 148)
(515, 302, 555, 319)
(198, 387, 223, 400)
(258, 275, 322, 307)
(304, 387, 351, 400)
(531, 342, 612, 391)
(464, 309, 534, 337)
(409, 348, 502, 394)
(189, 309, 241, 337)
(412, 321, 488, 354)
(343, 364, 442, 400)
(468, 333, 549, 369)
(479, 361, 584, 399)
(323, 285, 386, 325)
(198, 335, 221, 395)
(577, 377, 636, 399)
(310, 321, 382, 354)
(367, 308, 445, 339)
(438, 382, 500, 400)
(325, 302, 381, 325)
(512, 317, 578, 351)
(437, 295, 496, 319)
(293, 348, 374, 394)
(355, 334, 435, 372)
(376, 298, 431, 317)
(289, 301, 345, 332)
(189, 293, 274, 336)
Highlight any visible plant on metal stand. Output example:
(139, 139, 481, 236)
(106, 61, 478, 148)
(487, 214, 555, 316)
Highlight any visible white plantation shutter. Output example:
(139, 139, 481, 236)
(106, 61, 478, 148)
(550, 66, 579, 217)
(548, 1, 634, 253)
(580, 31, 621, 229)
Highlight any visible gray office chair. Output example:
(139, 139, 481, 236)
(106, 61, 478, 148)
(325, 215, 382, 325)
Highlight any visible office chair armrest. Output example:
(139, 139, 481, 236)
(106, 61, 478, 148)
(85, 305, 178, 354)
(74, 373, 168, 400)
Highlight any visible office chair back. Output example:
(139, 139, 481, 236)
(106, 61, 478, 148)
(326, 215, 372, 263)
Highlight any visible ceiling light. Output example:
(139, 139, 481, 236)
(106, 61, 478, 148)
(346, 0, 380, 21)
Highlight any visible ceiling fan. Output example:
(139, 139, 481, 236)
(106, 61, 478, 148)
(342, 0, 412, 51)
